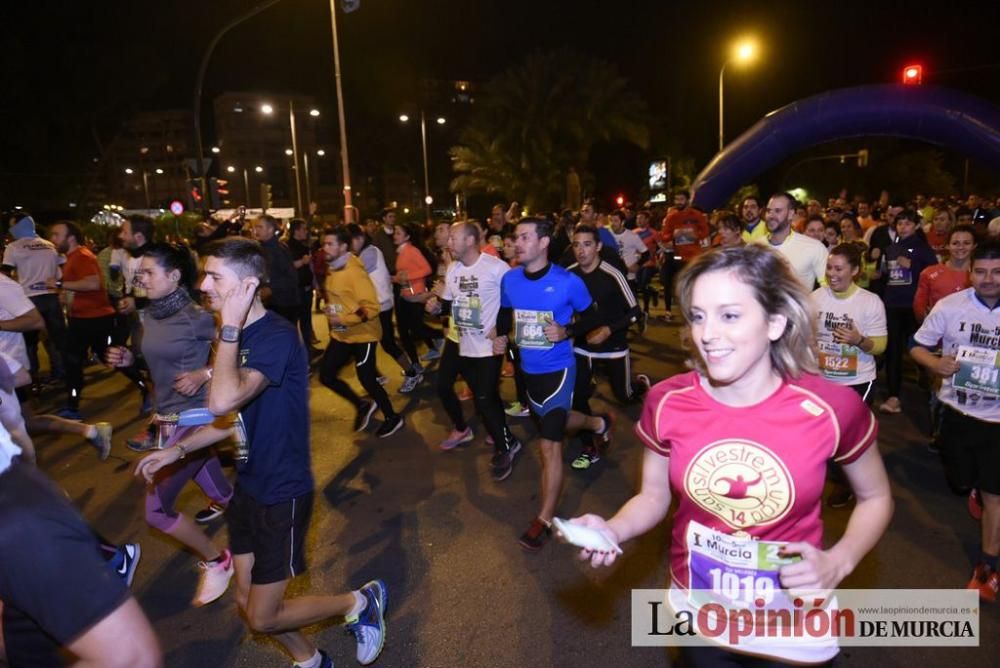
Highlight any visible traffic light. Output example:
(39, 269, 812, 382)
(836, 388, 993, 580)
(902, 64, 922, 85)
(188, 179, 203, 210)
(208, 177, 231, 209)
(260, 183, 273, 212)
(615, 194, 625, 207)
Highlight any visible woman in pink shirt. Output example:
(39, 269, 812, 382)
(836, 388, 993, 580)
(567, 245, 893, 666)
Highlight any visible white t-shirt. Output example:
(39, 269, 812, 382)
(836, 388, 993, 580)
(0, 274, 35, 371)
(811, 285, 887, 385)
(610, 229, 648, 279)
(0, 352, 24, 473)
(358, 245, 393, 311)
(914, 288, 1000, 422)
(442, 253, 510, 358)
(756, 231, 828, 289)
(2, 236, 63, 298)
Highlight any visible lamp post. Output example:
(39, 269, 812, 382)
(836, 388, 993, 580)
(193, 0, 284, 217)
(400, 111, 446, 222)
(718, 38, 758, 152)
(227, 165, 263, 207)
(263, 101, 310, 217)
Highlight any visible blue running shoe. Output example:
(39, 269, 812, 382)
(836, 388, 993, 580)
(345, 579, 388, 665)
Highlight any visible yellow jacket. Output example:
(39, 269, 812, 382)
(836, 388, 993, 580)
(324, 255, 382, 343)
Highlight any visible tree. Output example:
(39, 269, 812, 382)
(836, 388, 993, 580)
(449, 49, 650, 211)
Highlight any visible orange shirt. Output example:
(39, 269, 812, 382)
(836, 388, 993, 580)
(660, 208, 709, 262)
(913, 263, 971, 321)
(63, 247, 114, 318)
(396, 243, 431, 297)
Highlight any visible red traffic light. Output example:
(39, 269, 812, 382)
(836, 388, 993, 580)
(615, 194, 625, 207)
(902, 64, 922, 85)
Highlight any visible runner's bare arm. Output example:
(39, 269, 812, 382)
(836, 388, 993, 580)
(65, 597, 162, 668)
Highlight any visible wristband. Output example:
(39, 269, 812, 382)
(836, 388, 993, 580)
(176, 444, 187, 460)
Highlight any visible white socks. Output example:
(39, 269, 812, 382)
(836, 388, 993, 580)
(346, 590, 366, 617)
(294, 650, 322, 668)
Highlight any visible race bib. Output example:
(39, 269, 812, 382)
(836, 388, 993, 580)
(686, 519, 799, 610)
(453, 294, 483, 330)
(514, 309, 554, 349)
(886, 260, 912, 286)
(954, 345, 1000, 398)
(326, 303, 347, 332)
(817, 341, 858, 379)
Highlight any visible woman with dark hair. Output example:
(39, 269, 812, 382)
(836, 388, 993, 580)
(569, 244, 892, 666)
(107, 243, 235, 607)
(392, 222, 443, 362)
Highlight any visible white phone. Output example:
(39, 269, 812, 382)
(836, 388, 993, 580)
(552, 517, 623, 554)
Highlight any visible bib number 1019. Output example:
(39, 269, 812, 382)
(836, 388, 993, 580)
(707, 569, 776, 604)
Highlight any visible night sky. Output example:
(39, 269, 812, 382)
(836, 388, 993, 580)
(4, 0, 1000, 209)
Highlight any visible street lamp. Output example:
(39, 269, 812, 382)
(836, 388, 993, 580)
(309, 109, 320, 117)
(718, 37, 759, 152)
(261, 101, 304, 216)
(400, 110, 445, 222)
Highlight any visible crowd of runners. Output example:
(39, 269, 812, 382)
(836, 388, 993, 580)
(0, 188, 999, 666)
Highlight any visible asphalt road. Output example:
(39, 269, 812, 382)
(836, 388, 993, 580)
(25, 312, 999, 668)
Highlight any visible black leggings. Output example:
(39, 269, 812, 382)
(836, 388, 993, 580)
(395, 298, 438, 361)
(65, 315, 145, 409)
(319, 340, 396, 418)
(378, 308, 407, 363)
(885, 306, 917, 398)
(437, 340, 513, 452)
(659, 257, 687, 310)
(25, 293, 66, 378)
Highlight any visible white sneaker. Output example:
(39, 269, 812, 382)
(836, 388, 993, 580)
(192, 549, 234, 607)
(399, 372, 423, 393)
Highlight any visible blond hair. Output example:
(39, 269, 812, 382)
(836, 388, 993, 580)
(675, 245, 818, 379)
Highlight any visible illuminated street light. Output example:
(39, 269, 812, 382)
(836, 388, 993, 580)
(436, 117, 446, 125)
(227, 165, 236, 173)
(316, 149, 326, 157)
(719, 37, 760, 151)
(309, 109, 320, 117)
(285, 148, 293, 156)
(211, 146, 221, 154)
(400, 110, 446, 221)
(124, 168, 134, 175)
(261, 103, 274, 115)
(155, 168, 164, 175)
(399, 114, 409, 123)
(425, 195, 434, 205)
(254, 165, 264, 173)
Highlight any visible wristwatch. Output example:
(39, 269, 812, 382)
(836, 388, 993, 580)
(219, 325, 240, 343)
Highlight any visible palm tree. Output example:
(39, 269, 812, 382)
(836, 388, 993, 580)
(450, 49, 650, 211)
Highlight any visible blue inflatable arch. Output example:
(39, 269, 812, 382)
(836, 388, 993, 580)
(691, 84, 1000, 211)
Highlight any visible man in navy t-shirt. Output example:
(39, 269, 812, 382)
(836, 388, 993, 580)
(134, 237, 387, 668)
(497, 218, 611, 551)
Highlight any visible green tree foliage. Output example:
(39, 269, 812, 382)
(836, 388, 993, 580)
(450, 49, 650, 211)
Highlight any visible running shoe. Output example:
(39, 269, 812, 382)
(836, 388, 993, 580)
(316, 650, 334, 668)
(571, 448, 601, 470)
(635, 373, 652, 397)
(55, 406, 83, 421)
(110, 543, 142, 587)
(193, 549, 234, 607)
(518, 517, 552, 551)
(399, 372, 423, 394)
(195, 502, 228, 524)
(969, 489, 984, 522)
(491, 440, 522, 481)
(376, 414, 404, 438)
(354, 400, 379, 432)
(440, 427, 474, 451)
(90, 422, 113, 461)
(967, 563, 988, 590)
(595, 413, 614, 453)
(878, 397, 902, 414)
(345, 579, 388, 666)
(981, 571, 1000, 603)
(504, 401, 530, 418)
(420, 341, 443, 362)
(126, 424, 157, 452)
